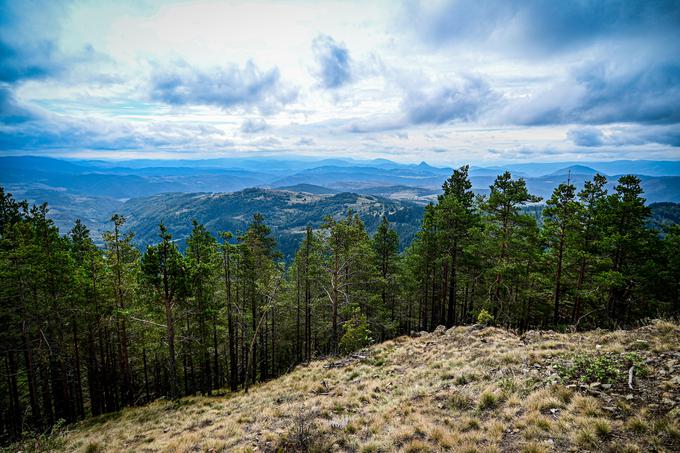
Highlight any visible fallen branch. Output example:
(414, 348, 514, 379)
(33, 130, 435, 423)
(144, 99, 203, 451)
(628, 366, 635, 390)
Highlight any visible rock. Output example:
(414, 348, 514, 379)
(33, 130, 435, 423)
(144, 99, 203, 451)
(416, 331, 428, 337)
(601, 383, 612, 389)
(625, 394, 634, 400)
(433, 325, 446, 335)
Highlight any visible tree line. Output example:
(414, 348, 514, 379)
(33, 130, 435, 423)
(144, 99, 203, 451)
(1, 168, 679, 441)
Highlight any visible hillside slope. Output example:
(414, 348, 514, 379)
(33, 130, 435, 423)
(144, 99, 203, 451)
(43, 321, 679, 452)
(120, 189, 424, 258)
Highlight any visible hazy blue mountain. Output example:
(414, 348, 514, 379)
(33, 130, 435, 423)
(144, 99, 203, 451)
(274, 183, 339, 194)
(549, 165, 601, 176)
(501, 160, 680, 177)
(272, 165, 450, 190)
(2, 156, 680, 238)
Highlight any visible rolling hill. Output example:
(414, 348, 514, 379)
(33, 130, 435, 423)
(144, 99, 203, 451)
(118, 188, 424, 259)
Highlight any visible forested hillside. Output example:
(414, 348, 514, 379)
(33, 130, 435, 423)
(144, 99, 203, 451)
(118, 189, 424, 259)
(1, 168, 679, 444)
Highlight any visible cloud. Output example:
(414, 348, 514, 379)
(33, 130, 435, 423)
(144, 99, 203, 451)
(0, 0, 69, 82)
(568, 125, 680, 147)
(567, 127, 603, 147)
(506, 61, 680, 126)
(0, 85, 40, 123)
(150, 60, 297, 114)
(403, 0, 680, 57)
(296, 137, 315, 146)
(240, 118, 268, 134)
(403, 75, 500, 125)
(0, 112, 232, 152)
(312, 34, 352, 89)
(344, 116, 405, 133)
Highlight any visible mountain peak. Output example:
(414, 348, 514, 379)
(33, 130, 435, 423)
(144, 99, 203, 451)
(549, 165, 601, 176)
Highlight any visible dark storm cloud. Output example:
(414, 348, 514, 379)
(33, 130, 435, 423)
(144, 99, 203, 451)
(312, 35, 352, 89)
(150, 61, 297, 114)
(403, 0, 680, 56)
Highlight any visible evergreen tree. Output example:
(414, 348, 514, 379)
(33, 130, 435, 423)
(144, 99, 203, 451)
(483, 172, 541, 323)
(141, 224, 186, 399)
(542, 181, 581, 324)
(437, 165, 477, 327)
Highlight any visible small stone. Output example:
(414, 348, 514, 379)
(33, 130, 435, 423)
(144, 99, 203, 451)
(625, 394, 634, 400)
(601, 383, 612, 389)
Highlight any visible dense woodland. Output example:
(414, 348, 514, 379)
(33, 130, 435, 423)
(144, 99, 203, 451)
(1, 168, 679, 442)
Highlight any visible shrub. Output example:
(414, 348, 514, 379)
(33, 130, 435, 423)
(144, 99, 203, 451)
(555, 352, 647, 384)
(339, 307, 372, 354)
(477, 309, 494, 326)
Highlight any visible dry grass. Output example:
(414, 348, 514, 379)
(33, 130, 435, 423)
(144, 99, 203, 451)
(34, 320, 680, 452)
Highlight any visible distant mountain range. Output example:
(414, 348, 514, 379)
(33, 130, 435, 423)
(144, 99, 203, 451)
(2, 155, 679, 255)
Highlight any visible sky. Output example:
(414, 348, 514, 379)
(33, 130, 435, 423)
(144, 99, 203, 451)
(1, 0, 679, 165)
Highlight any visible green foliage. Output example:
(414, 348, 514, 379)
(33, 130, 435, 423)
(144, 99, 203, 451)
(476, 309, 494, 326)
(339, 307, 372, 354)
(555, 352, 647, 384)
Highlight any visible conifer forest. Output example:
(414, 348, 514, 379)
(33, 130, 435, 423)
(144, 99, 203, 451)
(1, 167, 679, 442)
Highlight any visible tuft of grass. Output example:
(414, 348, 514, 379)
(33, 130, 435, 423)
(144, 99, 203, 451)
(448, 391, 474, 410)
(594, 419, 612, 439)
(478, 390, 500, 410)
(574, 427, 597, 448)
(569, 394, 602, 417)
(521, 441, 550, 453)
(626, 417, 648, 434)
(84, 442, 104, 453)
(360, 442, 381, 453)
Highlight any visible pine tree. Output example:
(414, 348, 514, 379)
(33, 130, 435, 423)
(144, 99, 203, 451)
(186, 221, 220, 394)
(141, 223, 186, 399)
(372, 216, 399, 336)
(542, 181, 581, 325)
(600, 176, 653, 324)
(483, 172, 541, 324)
(437, 165, 477, 327)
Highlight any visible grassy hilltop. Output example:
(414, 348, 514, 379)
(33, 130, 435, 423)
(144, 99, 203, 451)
(15, 321, 680, 452)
